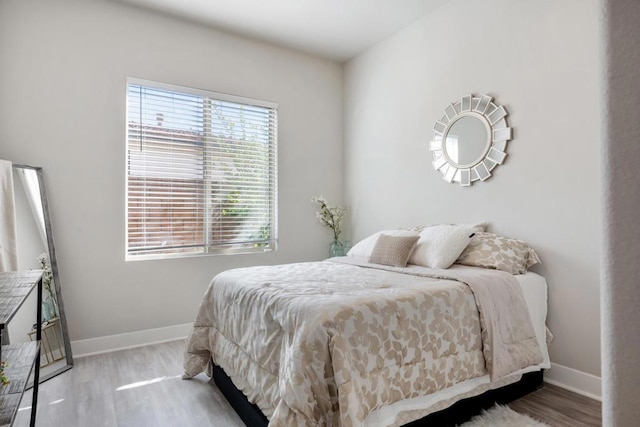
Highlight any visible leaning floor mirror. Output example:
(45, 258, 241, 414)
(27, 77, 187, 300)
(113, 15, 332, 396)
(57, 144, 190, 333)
(7, 164, 73, 382)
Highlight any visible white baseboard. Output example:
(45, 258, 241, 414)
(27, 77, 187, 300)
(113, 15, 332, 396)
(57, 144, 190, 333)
(544, 362, 602, 401)
(71, 322, 192, 358)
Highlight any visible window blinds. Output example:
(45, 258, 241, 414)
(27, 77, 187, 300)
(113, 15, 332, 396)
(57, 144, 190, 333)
(126, 79, 278, 258)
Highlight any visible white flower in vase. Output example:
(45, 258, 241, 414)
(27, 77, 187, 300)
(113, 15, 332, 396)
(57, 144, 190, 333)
(311, 196, 350, 256)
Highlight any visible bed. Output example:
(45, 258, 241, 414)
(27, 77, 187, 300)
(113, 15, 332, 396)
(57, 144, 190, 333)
(183, 250, 550, 426)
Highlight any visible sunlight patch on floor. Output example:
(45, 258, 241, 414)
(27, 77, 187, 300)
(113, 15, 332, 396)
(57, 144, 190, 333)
(19, 397, 65, 412)
(116, 374, 181, 391)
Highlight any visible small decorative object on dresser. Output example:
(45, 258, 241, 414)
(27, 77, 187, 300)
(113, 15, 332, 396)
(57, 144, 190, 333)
(311, 195, 350, 257)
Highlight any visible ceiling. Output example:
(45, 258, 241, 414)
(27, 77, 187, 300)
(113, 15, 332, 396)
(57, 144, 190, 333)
(115, 0, 450, 62)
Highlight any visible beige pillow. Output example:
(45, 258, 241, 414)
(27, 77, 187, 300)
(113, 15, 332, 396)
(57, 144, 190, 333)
(347, 229, 419, 258)
(456, 232, 541, 274)
(368, 234, 420, 267)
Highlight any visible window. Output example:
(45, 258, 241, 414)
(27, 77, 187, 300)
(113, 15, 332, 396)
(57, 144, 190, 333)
(126, 79, 277, 259)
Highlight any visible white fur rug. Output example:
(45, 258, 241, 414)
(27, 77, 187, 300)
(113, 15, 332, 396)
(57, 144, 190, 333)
(460, 405, 549, 427)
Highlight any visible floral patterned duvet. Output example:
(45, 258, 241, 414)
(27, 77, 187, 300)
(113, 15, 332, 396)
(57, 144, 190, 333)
(183, 259, 542, 427)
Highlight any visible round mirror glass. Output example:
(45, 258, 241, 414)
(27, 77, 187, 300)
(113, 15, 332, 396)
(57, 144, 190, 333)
(443, 116, 490, 168)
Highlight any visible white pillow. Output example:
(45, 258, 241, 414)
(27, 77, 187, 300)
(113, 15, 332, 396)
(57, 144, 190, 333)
(347, 229, 419, 258)
(408, 224, 476, 269)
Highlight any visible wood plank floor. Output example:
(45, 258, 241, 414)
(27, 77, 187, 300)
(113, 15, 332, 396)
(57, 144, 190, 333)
(12, 340, 601, 426)
(510, 383, 602, 426)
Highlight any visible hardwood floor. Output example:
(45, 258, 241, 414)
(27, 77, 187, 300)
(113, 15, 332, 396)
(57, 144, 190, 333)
(14, 340, 245, 427)
(13, 340, 601, 426)
(509, 383, 602, 426)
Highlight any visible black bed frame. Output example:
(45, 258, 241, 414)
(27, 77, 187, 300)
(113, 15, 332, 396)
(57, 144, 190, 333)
(212, 364, 544, 427)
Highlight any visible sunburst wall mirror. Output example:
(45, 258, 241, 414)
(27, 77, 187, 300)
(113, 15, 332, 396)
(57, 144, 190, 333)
(430, 94, 512, 186)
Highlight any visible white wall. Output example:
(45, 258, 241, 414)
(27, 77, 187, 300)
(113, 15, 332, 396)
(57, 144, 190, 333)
(344, 0, 601, 386)
(0, 0, 343, 341)
(601, 0, 640, 424)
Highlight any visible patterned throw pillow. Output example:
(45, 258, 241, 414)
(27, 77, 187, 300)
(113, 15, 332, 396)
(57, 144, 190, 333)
(368, 234, 420, 267)
(455, 232, 541, 274)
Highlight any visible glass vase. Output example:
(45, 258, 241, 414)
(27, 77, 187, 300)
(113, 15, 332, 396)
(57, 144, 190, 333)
(42, 296, 54, 321)
(330, 239, 344, 257)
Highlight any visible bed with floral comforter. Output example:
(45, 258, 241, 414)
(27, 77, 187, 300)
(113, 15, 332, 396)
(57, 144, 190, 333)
(183, 258, 545, 427)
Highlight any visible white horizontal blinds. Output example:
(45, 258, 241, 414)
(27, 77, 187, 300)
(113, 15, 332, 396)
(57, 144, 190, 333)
(126, 80, 277, 257)
(127, 84, 206, 255)
(206, 99, 276, 249)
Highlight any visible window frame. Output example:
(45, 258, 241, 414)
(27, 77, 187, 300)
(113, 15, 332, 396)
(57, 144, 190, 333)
(125, 77, 278, 261)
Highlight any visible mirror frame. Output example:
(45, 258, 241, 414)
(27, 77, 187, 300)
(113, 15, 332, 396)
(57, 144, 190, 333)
(13, 164, 73, 382)
(430, 94, 512, 186)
